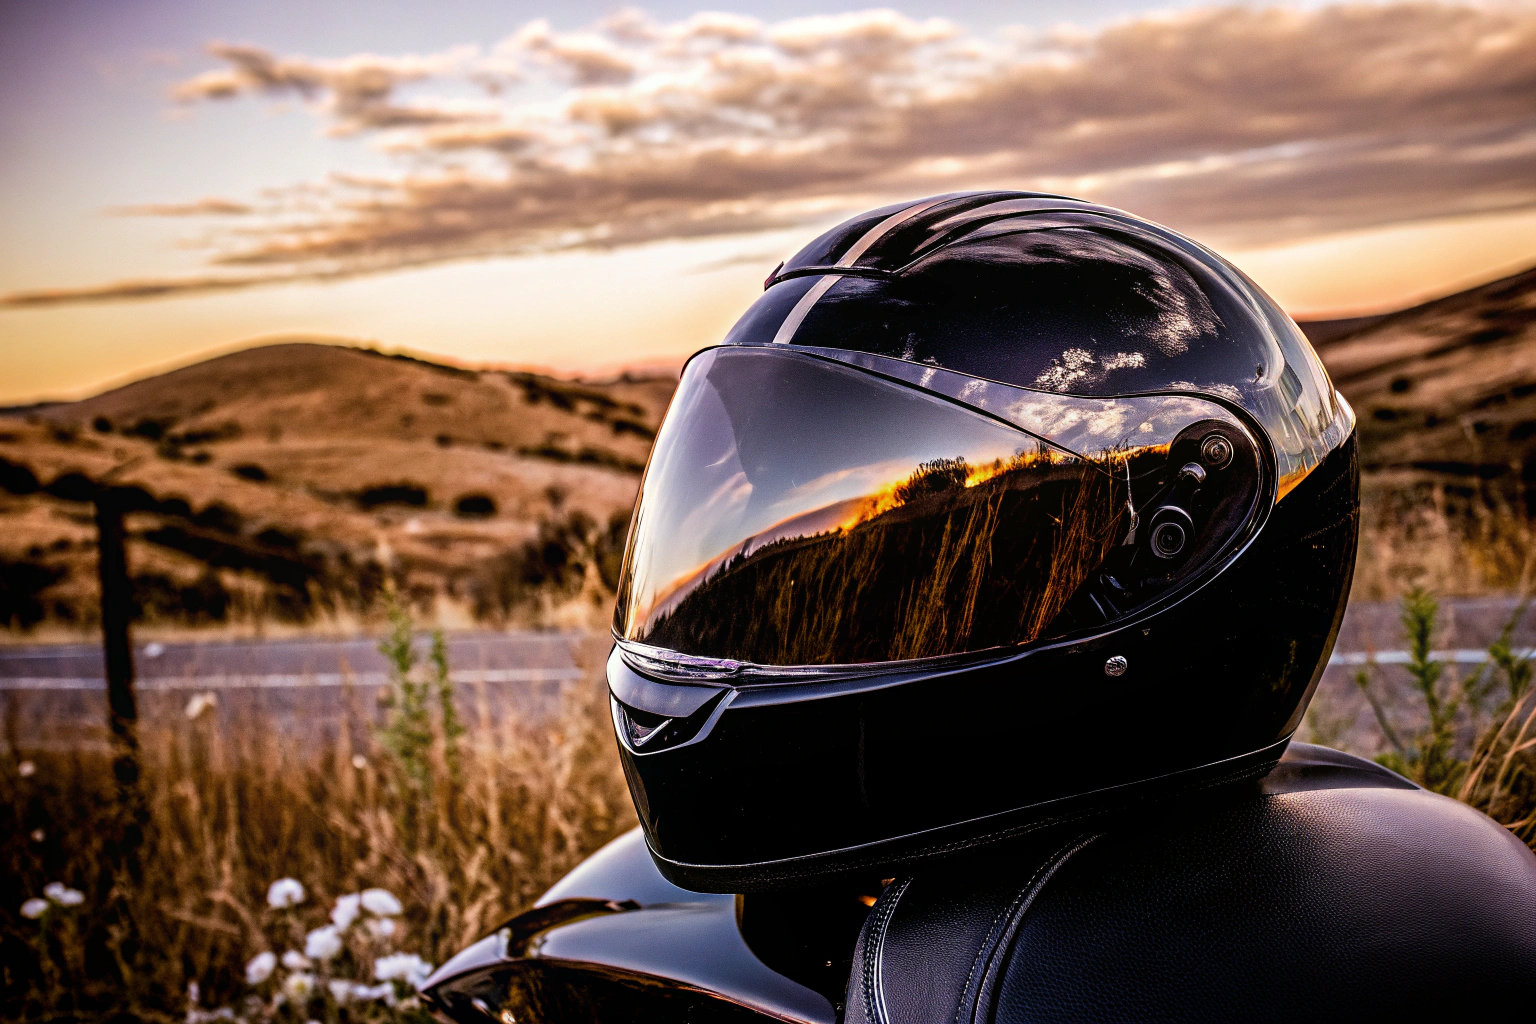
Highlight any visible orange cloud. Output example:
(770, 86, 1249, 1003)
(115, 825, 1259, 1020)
(105, 197, 253, 217)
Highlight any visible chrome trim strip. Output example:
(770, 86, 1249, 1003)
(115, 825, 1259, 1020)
(772, 198, 949, 345)
(770, 273, 841, 344)
(837, 197, 947, 268)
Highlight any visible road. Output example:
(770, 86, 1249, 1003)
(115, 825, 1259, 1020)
(3, 598, 1531, 755)
(0, 631, 611, 752)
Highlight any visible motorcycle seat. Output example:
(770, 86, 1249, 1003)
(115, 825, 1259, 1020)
(844, 742, 1536, 1023)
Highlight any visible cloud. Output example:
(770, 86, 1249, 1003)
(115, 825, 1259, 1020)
(105, 197, 253, 216)
(2, 275, 272, 306)
(10, 3, 1536, 307)
(1, 273, 321, 307)
(171, 41, 491, 135)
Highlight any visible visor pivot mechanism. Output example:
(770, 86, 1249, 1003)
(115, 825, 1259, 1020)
(1201, 433, 1234, 469)
(1147, 463, 1207, 561)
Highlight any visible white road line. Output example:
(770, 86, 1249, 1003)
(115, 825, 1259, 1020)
(0, 667, 586, 692)
(7, 651, 1528, 691)
(1328, 649, 1519, 667)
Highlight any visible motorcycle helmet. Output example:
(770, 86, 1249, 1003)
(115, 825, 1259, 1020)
(608, 191, 1359, 892)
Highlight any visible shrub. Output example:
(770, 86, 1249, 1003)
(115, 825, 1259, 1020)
(452, 494, 496, 519)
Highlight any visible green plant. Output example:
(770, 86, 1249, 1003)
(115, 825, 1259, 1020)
(1485, 602, 1535, 715)
(375, 593, 464, 798)
(431, 632, 465, 789)
(1356, 588, 1466, 792)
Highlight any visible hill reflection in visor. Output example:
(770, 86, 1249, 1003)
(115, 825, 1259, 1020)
(614, 347, 1262, 668)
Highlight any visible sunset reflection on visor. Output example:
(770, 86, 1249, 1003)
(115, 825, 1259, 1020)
(614, 347, 1261, 670)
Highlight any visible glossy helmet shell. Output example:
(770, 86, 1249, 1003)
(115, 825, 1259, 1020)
(608, 192, 1359, 892)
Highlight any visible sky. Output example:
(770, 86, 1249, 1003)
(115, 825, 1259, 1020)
(3, 1, 1535, 405)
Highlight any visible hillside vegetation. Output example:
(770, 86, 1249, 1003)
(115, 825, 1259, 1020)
(1307, 265, 1536, 596)
(0, 344, 675, 635)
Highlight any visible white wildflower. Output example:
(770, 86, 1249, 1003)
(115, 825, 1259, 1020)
(360, 888, 402, 917)
(185, 692, 217, 720)
(281, 950, 312, 971)
(331, 893, 361, 930)
(304, 925, 343, 961)
(44, 882, 84, 906)
(351, 755, 367, 769)
(350, 982, 395, 1003)
(20, 897, 49, 919)
(267, 878, 305, 909)
(144, 641, 165, 658)
(244, 951, 276, 985)
(328, 980, 353, 1003)
(373, 952, 433, 988)
(282, 972, 315, 999)
(18, 760, 36, 777)
(365, 917, 396, 939)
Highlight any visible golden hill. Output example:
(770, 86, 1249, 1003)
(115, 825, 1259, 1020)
(0, 343, 676, 635)
(1316, 266, 1536, 478)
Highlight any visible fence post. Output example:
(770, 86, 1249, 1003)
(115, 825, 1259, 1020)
(94, 489, 144, 875)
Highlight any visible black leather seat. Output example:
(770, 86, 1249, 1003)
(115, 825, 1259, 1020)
(844, 743, 1536, 1023)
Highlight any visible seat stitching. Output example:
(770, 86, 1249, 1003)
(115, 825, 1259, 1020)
(970, 833, 1101, 1024)
(950, 833, 1096, 1024)
(863, 877, 912, 1024)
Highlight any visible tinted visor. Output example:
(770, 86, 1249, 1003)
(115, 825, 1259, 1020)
(615, 347, 1263, 669)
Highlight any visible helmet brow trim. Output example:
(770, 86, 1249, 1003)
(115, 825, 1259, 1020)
(836, 197, 949, 268)
(772, 197, 952, 346)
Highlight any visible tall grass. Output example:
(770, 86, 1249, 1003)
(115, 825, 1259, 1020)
(1, 615, 634, 1022)
(1353, 475, 1536, 599)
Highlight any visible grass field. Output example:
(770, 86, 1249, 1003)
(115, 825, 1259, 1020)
(6, 581, 1536, 1023)
(2, 605, 635, 1023)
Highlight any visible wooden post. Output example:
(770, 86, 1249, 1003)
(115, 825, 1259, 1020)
(94, 489, 144, 875)
(95, 491, 137, 735)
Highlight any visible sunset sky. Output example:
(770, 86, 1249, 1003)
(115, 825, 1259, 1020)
(4, 0, 1535, 405)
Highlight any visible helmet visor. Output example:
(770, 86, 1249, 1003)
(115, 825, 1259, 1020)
(615, 346, 1262, 670)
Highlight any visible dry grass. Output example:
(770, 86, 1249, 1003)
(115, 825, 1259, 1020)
(1, 638, 634, 1023)
(1458, 693, 1536, 845)
(1352, 474, 1536, 600)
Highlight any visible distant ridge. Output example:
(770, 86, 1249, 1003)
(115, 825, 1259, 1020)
(1296, 314, 1391, 347)
(1296, 262, 1536, 351)
(1314, 263, 1536, 478)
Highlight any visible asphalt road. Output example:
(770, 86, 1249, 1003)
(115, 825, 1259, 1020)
(0, 631, 611, 752)
(3, 598, 1532, 755)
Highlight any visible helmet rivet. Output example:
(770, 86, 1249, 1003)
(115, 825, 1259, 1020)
(1201, 433, 1233, 468)
(1104, 655, 1129, 678)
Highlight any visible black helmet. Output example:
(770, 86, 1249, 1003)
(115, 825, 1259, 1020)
(608, 191, 1358, 892)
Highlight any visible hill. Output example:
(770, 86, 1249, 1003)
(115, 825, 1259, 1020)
(1310, 265, 1536, 596)
(0, 343, 676, 634)
(5, 263, 1536, 635)
(1313, 266, 1536, 478)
